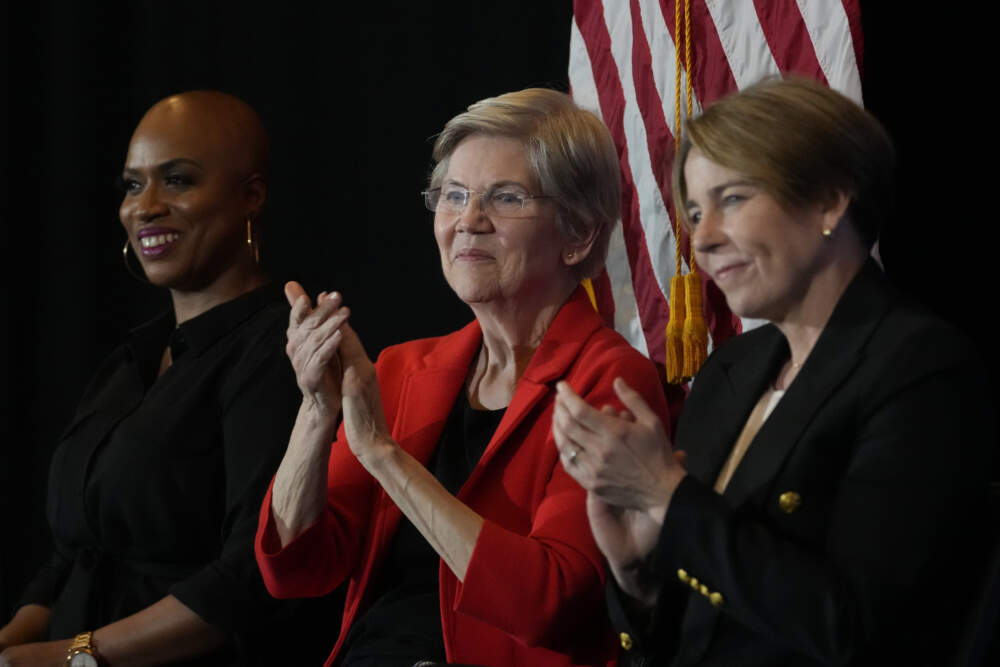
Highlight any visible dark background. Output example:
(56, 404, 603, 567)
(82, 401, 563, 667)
(3, 0, 997, 643)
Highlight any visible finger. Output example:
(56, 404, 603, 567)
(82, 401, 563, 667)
(288, 295, 312, 329)
(553, 422, 585, 475)
(312, 329, 345, 368)
(318, 290, 342, 306)
(309, 305, 351, 342)
(619, 409, 636, 422)
(298, 293, 344, 333)
(301, 307, 351, 368)
(285, 280, 308, 307)
(673, 449, 687, 466)
(612, 377, 661, 425)
(551, 406, 578, 454)
(554, 381, 610, 433)
(306, 306, 351, 348)
(552, 399, 605, 454)
(560, 444, 583, 472)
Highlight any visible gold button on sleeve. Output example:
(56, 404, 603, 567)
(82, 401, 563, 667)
(778, 491, 802, 513)
(699, 584, 709, 596)
(709, 591, 724, 607)
(677, 568, 690, 583)
(620, 632, 633, 651)
(689, 577, 699, 590)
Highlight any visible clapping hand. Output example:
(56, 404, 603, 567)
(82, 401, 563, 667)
(284, 281, 351, 418)
(552, 378, 687, 606)
(335, 321, 395, 469)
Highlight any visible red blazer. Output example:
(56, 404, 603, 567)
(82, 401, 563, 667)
(255, 289, 670, 666)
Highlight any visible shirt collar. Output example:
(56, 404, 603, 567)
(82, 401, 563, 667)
(127, 283, 283, 362)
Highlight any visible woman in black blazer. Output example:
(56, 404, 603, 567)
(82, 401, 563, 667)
(553, 77, 995, 665)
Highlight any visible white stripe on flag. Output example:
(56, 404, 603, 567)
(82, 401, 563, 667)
(608, 220, 650, 356)
(795, 0, 863, 103)
(704, 0, 781, 89)
(569, 16, 648, 356)
(601, 1, 679, 297)
(636, 0, 703, 135)
(569, 17, 603, 117)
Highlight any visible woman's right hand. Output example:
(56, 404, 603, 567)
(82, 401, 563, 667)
(284, 281, 351, 418)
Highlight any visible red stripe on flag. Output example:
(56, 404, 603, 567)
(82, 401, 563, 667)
(842, 0, 864, 79)
(752, 0, 828, 84)
(629, 0, 674, 212)
(575, 1, 671, 361)
(660, 0, 740, 105)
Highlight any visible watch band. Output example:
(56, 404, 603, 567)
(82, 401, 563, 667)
(65, 631, 97, 665)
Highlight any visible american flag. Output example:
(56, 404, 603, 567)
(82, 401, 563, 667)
(569, 0, 863, 363)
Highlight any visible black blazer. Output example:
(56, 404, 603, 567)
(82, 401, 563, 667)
(612, 262, 996, 666)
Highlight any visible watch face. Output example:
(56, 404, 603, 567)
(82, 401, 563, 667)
(69, 652, 99, 667)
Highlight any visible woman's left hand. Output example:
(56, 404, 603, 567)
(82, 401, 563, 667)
(0, 639, 71, 667)
(336, 322, 395, 469)
(553, 377, 686, 519)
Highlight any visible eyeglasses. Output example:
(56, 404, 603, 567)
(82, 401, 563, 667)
(421, 185, 553, 219)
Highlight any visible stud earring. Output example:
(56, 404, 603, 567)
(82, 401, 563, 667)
(822, 227, 833, 239)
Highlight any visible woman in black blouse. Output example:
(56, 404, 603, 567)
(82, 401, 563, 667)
(0, 91, 333, 666)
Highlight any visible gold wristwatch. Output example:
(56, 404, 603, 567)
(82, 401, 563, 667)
(65, 631, 100, 666)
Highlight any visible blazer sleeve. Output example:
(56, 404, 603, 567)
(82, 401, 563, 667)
(645, 325, 995, 663)
(254, 419, 377, 599)
(454, 344, 671, 652)
(167, 321, 304, 633)
(254, 347, 404, 599)
(15, 550, 72, 613)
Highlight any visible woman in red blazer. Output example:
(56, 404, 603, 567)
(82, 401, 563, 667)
(254, 88, 670, 666)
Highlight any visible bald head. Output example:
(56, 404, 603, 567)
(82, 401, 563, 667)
(132, 90, 269, 182)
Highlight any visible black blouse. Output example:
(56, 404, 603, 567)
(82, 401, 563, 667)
(339, 391, 505, 667)
(19, 284, 338, 665)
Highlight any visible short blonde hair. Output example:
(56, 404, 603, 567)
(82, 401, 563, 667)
(672, 77, 894, 248)
(431, 88, 621, 280)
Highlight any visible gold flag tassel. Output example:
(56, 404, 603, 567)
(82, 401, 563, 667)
(666, 0, 702, 383)
(682, 267, 707, 377)
(665, 273, 686, 383)
(678, 0, 707, 378)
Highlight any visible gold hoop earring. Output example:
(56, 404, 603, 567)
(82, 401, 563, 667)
(122, 240, 150, 283)
(246, 218, 261, 264)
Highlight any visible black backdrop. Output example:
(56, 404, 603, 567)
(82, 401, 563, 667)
(3, 0, 997, 627)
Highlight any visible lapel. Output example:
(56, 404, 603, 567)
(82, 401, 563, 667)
(372, 287, 601, 536)
(463, 288, 602, 492)
(683, 328, 788, 486)
(390, 321, 483, 466)
(371, 322, 481, 549)
(721, 261, 895, 508)
(386, 288, 601, 488)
